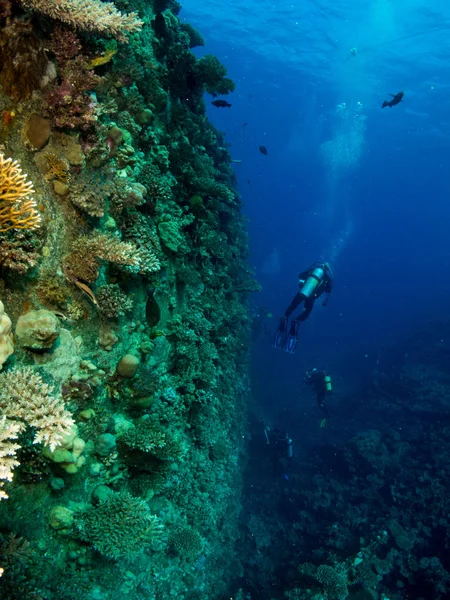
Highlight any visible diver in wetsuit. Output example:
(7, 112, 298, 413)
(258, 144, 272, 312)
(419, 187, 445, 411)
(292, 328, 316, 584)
(263, 426, 293, 476)
(304, 368, 332, 426)
(273, 262, 333, 354)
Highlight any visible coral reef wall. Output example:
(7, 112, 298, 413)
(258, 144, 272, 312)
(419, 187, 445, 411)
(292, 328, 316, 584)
(0, 0, 254, 597)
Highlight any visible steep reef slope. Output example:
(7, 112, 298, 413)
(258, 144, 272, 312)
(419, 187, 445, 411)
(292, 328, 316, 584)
(0, 1, 255, 597)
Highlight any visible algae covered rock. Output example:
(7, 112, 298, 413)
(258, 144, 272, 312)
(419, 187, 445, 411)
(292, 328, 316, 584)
(49, 505, 74, 530)
(0, 301, 14, 369)
(15, 309, 60, 350)
(95, 433, 116, 457)
(116, 353, 140, 378)
(158, 220, 183, 252)
(24, 113, 51, 150)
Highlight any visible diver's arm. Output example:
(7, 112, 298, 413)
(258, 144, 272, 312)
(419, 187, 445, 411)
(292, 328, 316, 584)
(298, 270, 310, 282)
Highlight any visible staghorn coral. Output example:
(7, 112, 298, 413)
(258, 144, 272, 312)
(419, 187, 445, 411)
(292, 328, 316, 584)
(0, 367, 75, 452)
(76, 491, 163, 560)
(120, 416, 186, 461)
(63, 233, 140, 282)
(0, 153, 40, 233)
(69, 172, 111, 217)
(63, 232, 159, 282)
(96, 283, 133, 319)
(20, 0, 143, 43)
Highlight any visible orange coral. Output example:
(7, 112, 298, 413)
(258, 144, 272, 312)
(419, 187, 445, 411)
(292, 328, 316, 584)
(0, 153, 41, 233)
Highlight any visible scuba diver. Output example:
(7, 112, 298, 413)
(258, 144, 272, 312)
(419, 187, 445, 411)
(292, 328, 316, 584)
(263, 425, 293, 476)
(251, 306, 272, 342)
(273, 262, 333, 354)
(304, 368, 333, 427)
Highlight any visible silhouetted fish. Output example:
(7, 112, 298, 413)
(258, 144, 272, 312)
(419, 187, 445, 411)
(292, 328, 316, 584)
(259, 145, 268, 155)
(146, 288, 161, 327)
(212, 100, 232, 108)
(382, 91, 404, 108)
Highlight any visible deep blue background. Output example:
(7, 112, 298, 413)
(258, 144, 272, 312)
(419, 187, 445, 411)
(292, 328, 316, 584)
(181, 3, 450, 429)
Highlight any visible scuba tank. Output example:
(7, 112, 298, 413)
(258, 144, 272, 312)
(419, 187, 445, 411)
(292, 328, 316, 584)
(324, 374, 332, 392)
(299, 266, 324, 298)
(286, 437, 293, 458)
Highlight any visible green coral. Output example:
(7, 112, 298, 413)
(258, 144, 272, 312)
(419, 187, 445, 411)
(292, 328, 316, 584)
(120, 416, 185, 461)
(194, 54, 235, 96)
(76, 491, 163, 560)
(158, 220, 184, 252)
(170, 526, 203, 559)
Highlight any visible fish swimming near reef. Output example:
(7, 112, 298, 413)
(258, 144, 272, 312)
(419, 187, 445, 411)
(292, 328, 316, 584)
(382, 91, 404, 109)
(259, 145, 268, 155)
(212, 100, 232, 108)
(146, 288, 161, 327)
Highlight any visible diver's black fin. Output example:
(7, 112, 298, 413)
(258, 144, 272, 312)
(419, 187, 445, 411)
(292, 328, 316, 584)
(273, 317, 288, 350)
(285, 320, 299, 354)
(389, 94, 396, 97)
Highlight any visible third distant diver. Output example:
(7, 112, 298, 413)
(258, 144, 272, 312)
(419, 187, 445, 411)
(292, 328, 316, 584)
(273, 262, 333, 354)
(304, 367, 333, 426)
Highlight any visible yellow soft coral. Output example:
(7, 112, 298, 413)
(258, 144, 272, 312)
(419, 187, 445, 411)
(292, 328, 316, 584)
(0, 153, 41, 233)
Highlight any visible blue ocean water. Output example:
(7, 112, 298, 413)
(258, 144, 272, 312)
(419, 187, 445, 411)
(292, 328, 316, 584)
(183, 0, 450, 422)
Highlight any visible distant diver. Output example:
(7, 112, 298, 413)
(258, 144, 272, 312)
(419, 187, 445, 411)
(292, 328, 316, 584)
(273, 262, 333, 354)
(251, 306, 272, 342)
(259, 145, 268, 155)
(304, 368, 332, 426)
(382, 91, 404, 109)
(212, 99, 232, 108)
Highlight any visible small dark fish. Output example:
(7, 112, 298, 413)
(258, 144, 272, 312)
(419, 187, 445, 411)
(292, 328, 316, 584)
(382, 91, 404, 109)
(212, 100, 232, 108)
(259, 145, 268, 155)
(146, 288, 161, 327)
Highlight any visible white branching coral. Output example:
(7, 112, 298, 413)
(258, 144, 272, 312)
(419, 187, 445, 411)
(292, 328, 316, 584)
(20, 0, 143, 43)
(0, 367, 75, 454)
(0, 416, 22, 500)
